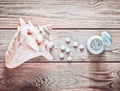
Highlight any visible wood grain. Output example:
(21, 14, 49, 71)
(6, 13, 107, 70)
(0, 63, 119, 91)
(0, 0, 120, 91)
(0, 29, 120, 62)
(0, 0, 120, 28)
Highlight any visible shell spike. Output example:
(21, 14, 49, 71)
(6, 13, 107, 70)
(19, 18, 26, 26)
(46, 24, 53, 30)
(28, 20, 35, 27)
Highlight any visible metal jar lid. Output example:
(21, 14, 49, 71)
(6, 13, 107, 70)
(101, 31, 112, 46)
(87, 31, 112, 55)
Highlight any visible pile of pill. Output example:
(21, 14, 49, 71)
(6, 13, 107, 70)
(59, 37, 84, 62)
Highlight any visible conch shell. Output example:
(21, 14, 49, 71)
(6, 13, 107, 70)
(5, 18, 54, 68)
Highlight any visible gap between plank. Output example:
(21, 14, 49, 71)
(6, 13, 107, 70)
(0, 61, 120, 63)
(27, 61, 120, 63)
(0, 28, 120, 30)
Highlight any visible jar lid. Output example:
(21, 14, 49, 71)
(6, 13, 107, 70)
(101, 31, 112, 46)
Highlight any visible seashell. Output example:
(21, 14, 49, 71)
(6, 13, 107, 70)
(60, 45, 66, 51)
(73, 42, 78, 48)
(65, 37, 71, 43)
(67, 56, 72, 61)
(79, 44, 84, 50)
(65, 47, 71, 54)
(59, 53, 65, 59)
(5, 18, 54, 68)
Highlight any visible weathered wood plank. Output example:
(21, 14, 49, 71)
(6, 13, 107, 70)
(0, 30, 120, 62)
(0, 0, 120, 28)
(0, 63, 119, 91)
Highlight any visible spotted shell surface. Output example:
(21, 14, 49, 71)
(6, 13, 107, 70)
(5, 18, 54, 68)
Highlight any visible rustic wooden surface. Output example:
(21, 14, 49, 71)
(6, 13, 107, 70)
(0, 63, 120, 91)
(0, 30, 120, 62)
(0, 0, 120, 28)
(0, 0, 120, 91)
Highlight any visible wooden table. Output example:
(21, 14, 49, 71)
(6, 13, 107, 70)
(0, 0, 120, 91)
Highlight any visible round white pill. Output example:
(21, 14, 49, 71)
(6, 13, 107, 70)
(73, 42, 78, 48)
(59, 53, 64, 59)
(67, 56, 72, 61)
(60, 45, 66, 51)
(65, 37, 71, 43)
(79, 44, 84, 50)
(65, 47, 71, 53)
